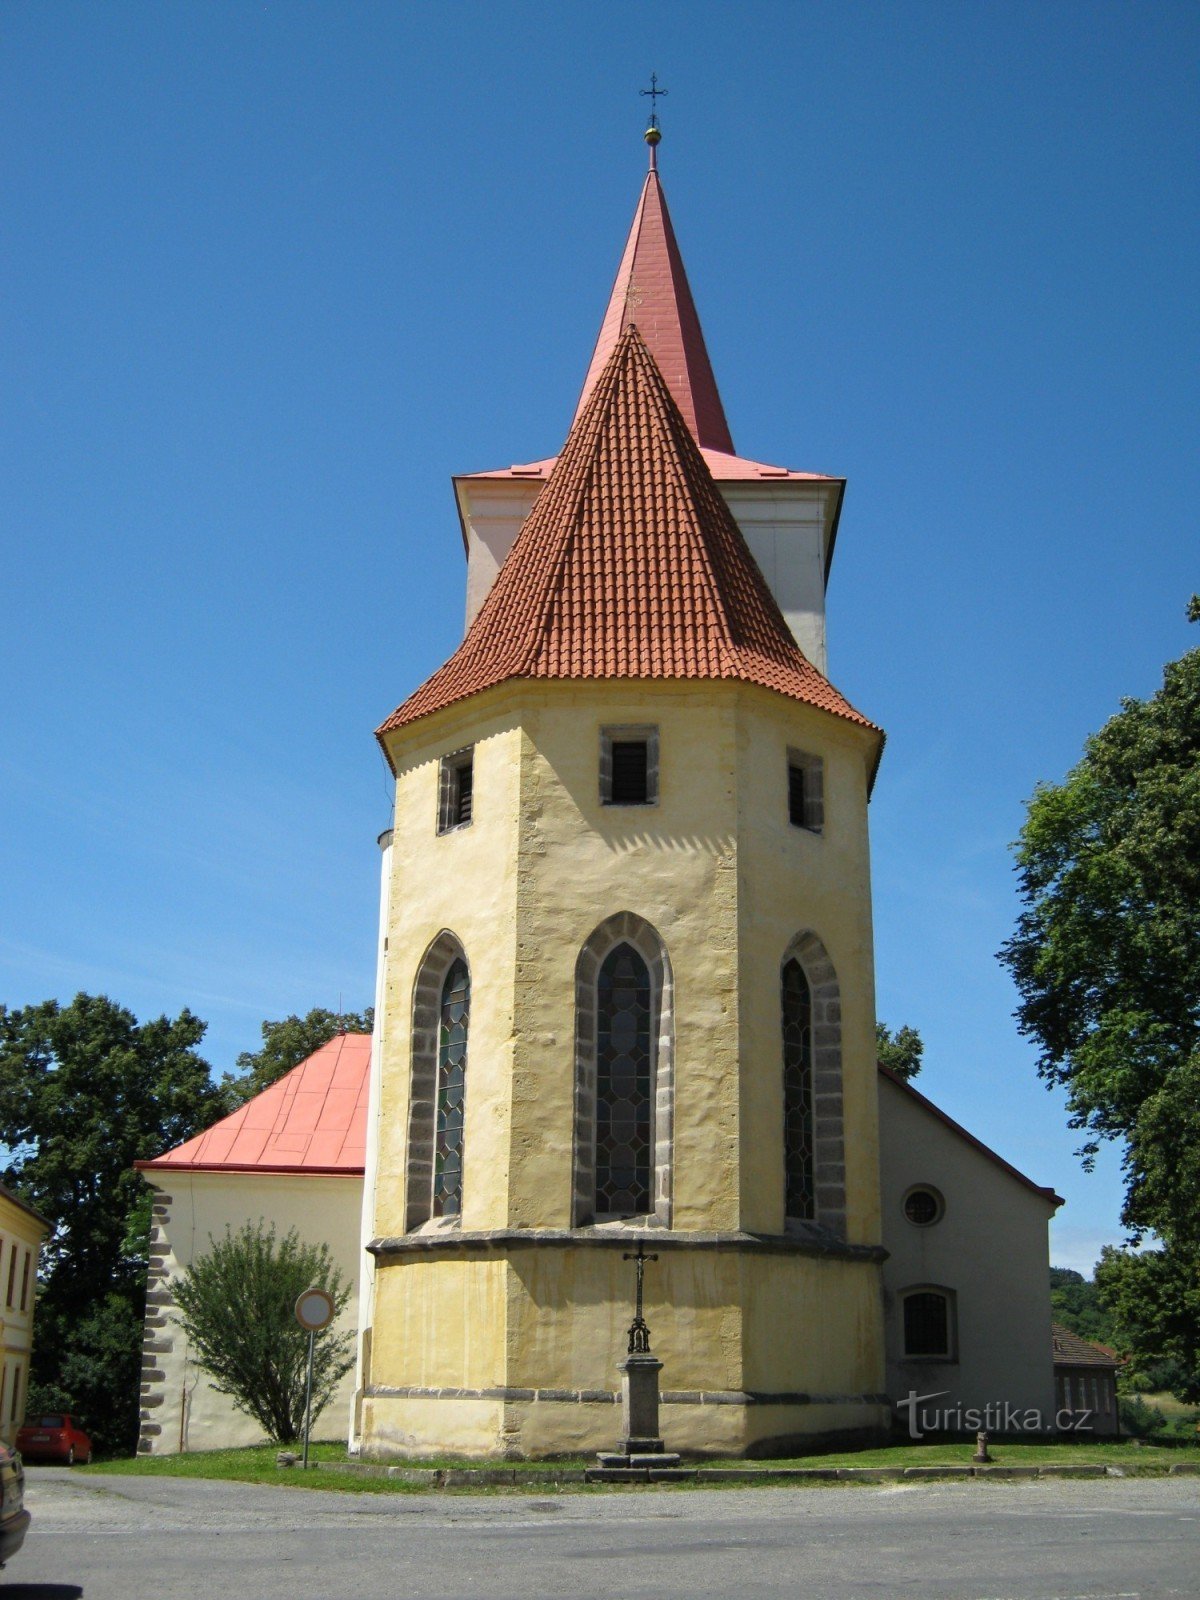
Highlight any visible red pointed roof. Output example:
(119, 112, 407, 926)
(136, 1033, 371, 1176)
(572, 168, 734, 454)
(379, 326, 879, 749)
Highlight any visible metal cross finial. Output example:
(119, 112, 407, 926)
(640, 74, 667, 169)
(640, 73, 668, 126)
(623, 1241, 659, 1354)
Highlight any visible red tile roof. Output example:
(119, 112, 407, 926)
(137, 1033, 371, 1177)
(379, 326, 881, 749)
(572, 169, 734, 454)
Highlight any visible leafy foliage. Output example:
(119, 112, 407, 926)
(1048, 1267, 1116, 1344)
(999, 615, 1200, 1170)
(1096, 1244, 1200, 1405)
(0, 994, 223, 1453)
(1000, 605, 1200, 1403)
(172, 1223, 354, 1444)
(220, 1007, 373, 1110)
(875, 1022, 924, 1081)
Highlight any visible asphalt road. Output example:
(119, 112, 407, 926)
(4, 1468, 1198, 1600)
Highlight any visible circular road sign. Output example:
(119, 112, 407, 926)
(295, 1287, 335, 1332)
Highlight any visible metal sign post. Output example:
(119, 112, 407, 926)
(294, 1287, 335, 1469)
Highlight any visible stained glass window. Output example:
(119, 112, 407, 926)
(433, 958, 469, 1216)
(595, 943, 652, 1214)
(781, 958, 815, 1220)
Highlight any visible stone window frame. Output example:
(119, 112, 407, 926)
(787, 747, 824, 833)
(406, 931, 470, 1231)
(780, 931, 846, 1241)
(437, 747, 475, 835)
(599, 726, 660, 807)
(900, 1283, 958, 1362)
(902, 1184, 945, 1228)
(573, 912, 674, 1228)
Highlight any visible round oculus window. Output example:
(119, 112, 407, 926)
(903, 1186, 944, 1227)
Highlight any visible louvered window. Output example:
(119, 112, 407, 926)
(788, 749, 824, 833)
(437, 748, 474, 833)
(600, 726, 659, 806)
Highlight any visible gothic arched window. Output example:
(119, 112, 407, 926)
(406, 932, 469, 1231)
(574, 913, 674, 1228)
(433, 958, 470, 1217)
(595, 944, 653, 1215)
(781, 957, 815, 1221)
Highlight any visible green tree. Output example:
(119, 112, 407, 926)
(172, 1223, 354, 1444)
(1096, 1245, 1200, 1403)
(0, 994, 223, 1453)
(1000, 599, 1200, 1402)
(220, 1007, 373, 1110)
(1048, 1266, 1115, 1344)
(876, 1022, 923, 1081)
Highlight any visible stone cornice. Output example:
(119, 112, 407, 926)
(368, 1227, 886, 1265)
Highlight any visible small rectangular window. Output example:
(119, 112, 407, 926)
(437, 748, 474, 833)
(5, 1243, 15, 1309)
(902, 1289, 955, 1359)
(20, 1250, 31, 1313)
(600, 726, 659, 807)
(788, 749, 824, 833)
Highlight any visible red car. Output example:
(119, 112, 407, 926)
(15, 1414, 92, 1465)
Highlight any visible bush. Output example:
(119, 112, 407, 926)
(1119, 1394, 1169, 1439)
(172, 1223, 354, 1445)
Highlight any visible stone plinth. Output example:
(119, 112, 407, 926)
(596, 1352, 681, 1469)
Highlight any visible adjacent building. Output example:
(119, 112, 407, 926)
(0, 1183, 49, 1446)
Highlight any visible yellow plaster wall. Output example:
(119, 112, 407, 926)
(374, 702, 525, 1239)
(368, 680, 886, 1457)
(734, 688, 883, 1243)
(370, 1257, 508, 1390)
(0, 1193, 46, 1444)
(510, 684, 742, 1232)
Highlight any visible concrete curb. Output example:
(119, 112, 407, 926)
(328, 1458, 1200, 1489)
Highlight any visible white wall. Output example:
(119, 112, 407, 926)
(878, 1074, 1059, 1432)
(140, 1170, 363, 1453)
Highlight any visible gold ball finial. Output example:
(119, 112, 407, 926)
(644, 122, 662, 147)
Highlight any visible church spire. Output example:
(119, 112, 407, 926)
(570, 138, 735, 455)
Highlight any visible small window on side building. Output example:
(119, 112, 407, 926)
(437, 748, 474, 833)
(788, 750, 823, 833)
(901, 1287, 956, 1360)
(600, 726, 659, 807)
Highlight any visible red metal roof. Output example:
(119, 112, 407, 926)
(379, 326, 880, 748)
(572, 168, 734, 453)
(459, 450, 839, 485)
(137, 1033, 371, 1176)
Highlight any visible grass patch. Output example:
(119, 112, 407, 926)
(68, 1434, 1199, 1494)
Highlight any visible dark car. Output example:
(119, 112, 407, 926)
(15, 1414, 92, 1465)
(0, 1440, 30, 1567)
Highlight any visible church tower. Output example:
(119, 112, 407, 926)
(358, 131, 888, 1460)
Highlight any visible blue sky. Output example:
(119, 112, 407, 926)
(3, 2, 1196, 1276)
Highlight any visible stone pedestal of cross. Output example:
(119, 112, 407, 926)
(596, 1241, 681, 1469)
